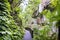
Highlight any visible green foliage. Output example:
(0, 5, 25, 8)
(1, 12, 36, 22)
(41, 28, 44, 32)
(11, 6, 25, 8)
(18, 0, 58, 40)
(0, 0, 24, 40)
(33, 25, 51, 40)
(0, 0, 59, 40)
(33, 0, 58, 40)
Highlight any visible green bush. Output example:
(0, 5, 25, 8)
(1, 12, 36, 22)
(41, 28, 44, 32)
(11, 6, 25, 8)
(0, 0, 24, 40)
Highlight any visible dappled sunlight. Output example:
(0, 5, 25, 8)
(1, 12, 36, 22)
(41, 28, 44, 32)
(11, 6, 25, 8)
(0, 0, 59, 40)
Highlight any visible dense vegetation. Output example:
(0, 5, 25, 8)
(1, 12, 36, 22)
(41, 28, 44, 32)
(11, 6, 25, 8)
(0, 0, 24, 40)
(0, 0, 59, 40)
